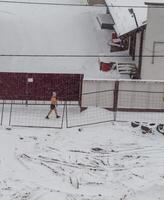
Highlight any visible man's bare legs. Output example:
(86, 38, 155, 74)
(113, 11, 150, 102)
(46, 108, 60, 119)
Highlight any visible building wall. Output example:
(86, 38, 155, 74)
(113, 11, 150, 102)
(141, 5, 164, 80)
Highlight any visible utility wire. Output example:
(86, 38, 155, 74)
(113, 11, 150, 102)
(0, 54, 163, 58)
(0, 0, 94, 7)
(0, 0, 159, 8)
(0, 0, 164, 9)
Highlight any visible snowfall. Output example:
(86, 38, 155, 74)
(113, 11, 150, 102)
(0, 0, 164, 200)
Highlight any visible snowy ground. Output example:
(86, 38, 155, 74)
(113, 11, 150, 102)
(1, 105, 164, 199)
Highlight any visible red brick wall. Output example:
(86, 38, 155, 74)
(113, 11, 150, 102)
(0, 72, 83, 101)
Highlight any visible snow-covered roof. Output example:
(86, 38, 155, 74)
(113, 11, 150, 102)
(105, 0, 148, 36)
(105, 0, 164, 36)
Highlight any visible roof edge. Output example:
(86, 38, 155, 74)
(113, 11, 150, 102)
(145, 2, 164, 5)
(119, 24, 146, 38)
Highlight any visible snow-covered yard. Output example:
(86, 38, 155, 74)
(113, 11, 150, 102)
(0, 121, 164, 200)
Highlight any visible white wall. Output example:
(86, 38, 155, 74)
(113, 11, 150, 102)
(82, 79, 164, 110)
(141, 5, 164, 80)
(118, 80, 164, 109)
(135, 31, 141, 67)
(82, 80, 115, 108)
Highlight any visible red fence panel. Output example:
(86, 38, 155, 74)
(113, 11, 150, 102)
(0, 72, 84, 102)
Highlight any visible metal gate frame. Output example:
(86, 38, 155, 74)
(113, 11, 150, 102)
(0, 101, 4, 126)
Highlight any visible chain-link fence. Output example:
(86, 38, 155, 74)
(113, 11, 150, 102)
(66, 90, 114, 128)
(0, 78, 164, 129)
(66, 80, 164, 128)
(8, 102, 65, 129)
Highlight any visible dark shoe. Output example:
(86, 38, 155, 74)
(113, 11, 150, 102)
(56, 115, 60, 118)
(45, 116, 49, 119)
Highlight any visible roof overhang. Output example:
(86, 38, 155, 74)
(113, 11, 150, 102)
(120, 24, 147, 38)
(105, 0, 148, 37)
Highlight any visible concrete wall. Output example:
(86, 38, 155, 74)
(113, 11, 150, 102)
(118, 80, 164, 110)
(82, 79, 164, 110)
(141, 5, 164, 80)
(82, 80, 115, 108)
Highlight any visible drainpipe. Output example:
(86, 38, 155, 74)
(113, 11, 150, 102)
(138, 30, 144, 79)
(132, 32, 137, 61)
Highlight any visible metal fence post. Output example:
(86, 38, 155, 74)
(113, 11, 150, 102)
(9, 103, 13, 126)
(0, 100, 5, 126)
(65, 101, 68, 128)
(113, 81, 119, 121)
(61, 102, 66, 129)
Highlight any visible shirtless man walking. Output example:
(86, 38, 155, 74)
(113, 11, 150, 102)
(46, 92, 60, 119)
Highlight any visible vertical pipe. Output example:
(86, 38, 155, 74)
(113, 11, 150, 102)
(152, 41, 156, 64)
(138, 30, 144, 79)
(113, 81, 119, 121)
(132, 32, 137, 61)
